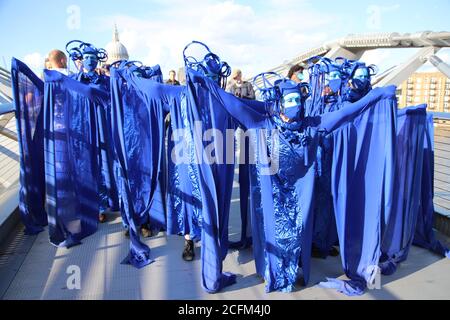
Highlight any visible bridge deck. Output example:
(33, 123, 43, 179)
(0, 116, 449, 300)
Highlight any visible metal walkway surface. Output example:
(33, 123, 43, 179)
(0, 174, 449, 300)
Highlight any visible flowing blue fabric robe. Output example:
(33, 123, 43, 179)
(208, 75, 398, 292)
(71, 72, 119, 213)
(10, 58, 47, 234)
(380, 105, 427, 274)
(110, 67, 181, 267)
(319, 86, 397, 295)
(43, 70, 105, 247)
(412, 112, 450, 258)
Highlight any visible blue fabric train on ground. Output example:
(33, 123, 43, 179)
(11, 58, 47, 235)
(66, 40, 119, 217)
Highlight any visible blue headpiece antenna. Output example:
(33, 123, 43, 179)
(306, 56, 346, 111)
(65, 40, 108, 64)
(183, 41, 231, 89)
(252, 72, 283, 105)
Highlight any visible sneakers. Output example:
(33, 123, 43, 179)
(329, 246, 340, 257)
(122, 225, 154, 238)
(182, 239, 195, 261)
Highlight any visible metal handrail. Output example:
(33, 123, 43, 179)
(0, 103, 14, 116)
(430, 111, 450, 120)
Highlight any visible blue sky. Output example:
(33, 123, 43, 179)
(0, 0, 449, 77)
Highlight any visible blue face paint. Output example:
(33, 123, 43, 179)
(345, 67, 372, 102)
(353, 67, 369, 80)
(65, 40, 108, 73)
(82, 53, 98, 72)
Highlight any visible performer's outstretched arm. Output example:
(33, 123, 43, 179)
(319, 85, 397, 133)
(211, 82, 268, 130)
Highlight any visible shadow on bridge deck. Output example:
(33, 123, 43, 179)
(0, 173, 449, 300)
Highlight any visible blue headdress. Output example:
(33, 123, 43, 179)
(252, 72, 310, 127)
(65, 40, 108, 71)
(183, 41, 231, 89)
(307, 56, 346, 112)
(111, 60, 162, 81)
(341, 59, 378, 102)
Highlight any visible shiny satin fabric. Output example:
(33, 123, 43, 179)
(11, 58, 47, 234)
(319, 87, 397, 295)
(110, 66, 181, 267)
(43, 70, 105, 247)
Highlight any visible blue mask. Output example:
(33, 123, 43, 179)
(327, 78, 342, 94)
(281, 92, 303, 121)
(324, 70, 342, 94)
(296, 72, 304, 82)
(277, 79, 310, 123)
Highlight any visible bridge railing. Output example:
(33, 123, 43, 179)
(432, 112, 450, 219)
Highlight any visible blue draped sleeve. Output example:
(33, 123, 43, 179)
(11, 58, 47, 234)
(319, 85, 397, 295)
(110, 67, 182, 268)
(380, 105, 428, 274)
(43, 70, 107, 247)
(412, 112, 450, 258)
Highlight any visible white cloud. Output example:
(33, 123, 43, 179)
(23, 52, 44, 74)
(96, 0, 339, 79)
(361, 49, 392, 68)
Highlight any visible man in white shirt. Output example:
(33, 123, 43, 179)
(47, 49, 70, 75)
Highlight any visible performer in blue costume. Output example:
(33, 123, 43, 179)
(205, 65, 396, 292)
(66, 40, 110, 92)
(306, 57, 345, 116)
(319, 79, 397, 296)
(43, 68, 108, 247)
(341, 60, 377, 103)
(10, 58, 47, 234)
(66, 40, 120, 223)
(309, 58, 377, 259)
(306, 58, 344, 258)
(110, 60, 179, 267)
(109, 60, 167, 239)
(111, 41, 240, 293)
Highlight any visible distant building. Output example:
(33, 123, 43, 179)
(105, 24, 129, 65)
(397, 72, 450, 113)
